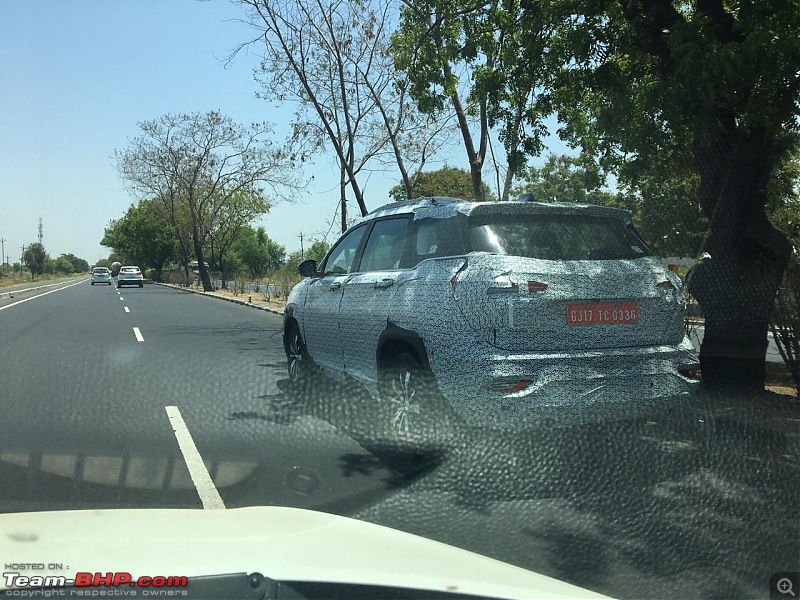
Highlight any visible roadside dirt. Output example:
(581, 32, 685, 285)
(160, 282, 287, 312)
(765, 361, 799, 398)
(201, 285, 287, 312)
(0, 274, 81, 290)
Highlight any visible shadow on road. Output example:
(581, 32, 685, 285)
(276, 375, 799, 599)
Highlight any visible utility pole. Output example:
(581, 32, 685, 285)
(298, 232, 304, 260)
(38, 218, 43, 246)
(0, 238, 5, 267)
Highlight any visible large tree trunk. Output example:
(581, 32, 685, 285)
(193, 232, 213, 292)
(687, 133, 793, 391)
(218, 249, 227, 290)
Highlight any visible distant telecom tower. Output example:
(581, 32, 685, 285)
(38, 217, 43, 246)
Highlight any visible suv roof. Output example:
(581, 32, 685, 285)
(364, 197, 633, 225)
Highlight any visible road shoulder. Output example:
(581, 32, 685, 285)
(156, 282, 285, 316)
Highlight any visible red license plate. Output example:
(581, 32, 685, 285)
(566, 302, 639, 325)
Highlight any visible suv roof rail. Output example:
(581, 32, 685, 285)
(368, 196, 464, 216)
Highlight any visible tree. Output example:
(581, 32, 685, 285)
(392, 0, 490, 202)
(101, 199, 178, 280)
(60, 253, 89, 273)
(238, 0, 389, 228)
(115, 111, 302, 291)
(54, 256, 74, 275)
(233, 226, 286, 279)
(512, 153, 707, 257)
(389, 166, 491, 202)
(22, 243, 46, 278)
(151, 190, 195, 278)
(236, 0, 448, 228)
(274, 249, 305, 297)
(767, 148, 800, 253)
(529, 0, 800, 390)
(208, 190, 270, 288)
(305, 240, 330, 264)
(513, 154, 618, 205)
(391, 0, 554, 202)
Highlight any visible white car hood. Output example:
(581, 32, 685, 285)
(0, 506, 610, 599)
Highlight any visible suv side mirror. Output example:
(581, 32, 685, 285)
(298, 259, 318, 278)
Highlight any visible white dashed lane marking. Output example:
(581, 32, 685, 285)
(124, 307, 130, 313)
(165, 406, 225, 510)
(133, 327, 144, 342)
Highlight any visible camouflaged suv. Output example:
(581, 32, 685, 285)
(283, 197, 700, 438)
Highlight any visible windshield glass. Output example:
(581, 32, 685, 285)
(469, 214, 649, 260)
(1, 2, 797, 600)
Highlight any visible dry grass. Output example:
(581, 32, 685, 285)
(204, 285, 287, 312)
(0, 274, 81, 289)
(162, 281, 287, 312)
(765, 362, 799, 398)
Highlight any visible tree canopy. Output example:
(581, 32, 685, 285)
(389, 166, 492, 202)
(101, 199, 178, 278)
(115, 111, 301, 291)
(22, 243, 46, 278)
(524, 0, 800, 388)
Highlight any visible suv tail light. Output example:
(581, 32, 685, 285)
(488, 379, 532, 393)
(679, 368, 701, 380)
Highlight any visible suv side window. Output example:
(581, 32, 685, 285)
(359, 217, 410, 272)
(320, 224, 368, 275)
(408, 215, 467, 266)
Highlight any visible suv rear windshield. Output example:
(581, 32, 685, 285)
(468, 214, 650, 261)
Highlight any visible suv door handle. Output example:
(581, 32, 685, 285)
(374, 279, 394, 289)
(329, 281, 343, 291)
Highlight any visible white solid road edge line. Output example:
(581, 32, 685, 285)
(0, 276, 84, 297)
(133, 327, 144, 342)
(165, 406, 226, 510)
(0, 279, 86, 312)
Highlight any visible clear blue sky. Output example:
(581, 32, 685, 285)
(0, 0, 565, 265)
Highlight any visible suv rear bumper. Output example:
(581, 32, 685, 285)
(434, 337, 700, 429)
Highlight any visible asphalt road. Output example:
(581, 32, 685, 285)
(0, 279, 797, 599)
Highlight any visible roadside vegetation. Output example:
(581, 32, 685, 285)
(0, 244, 90, 287)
